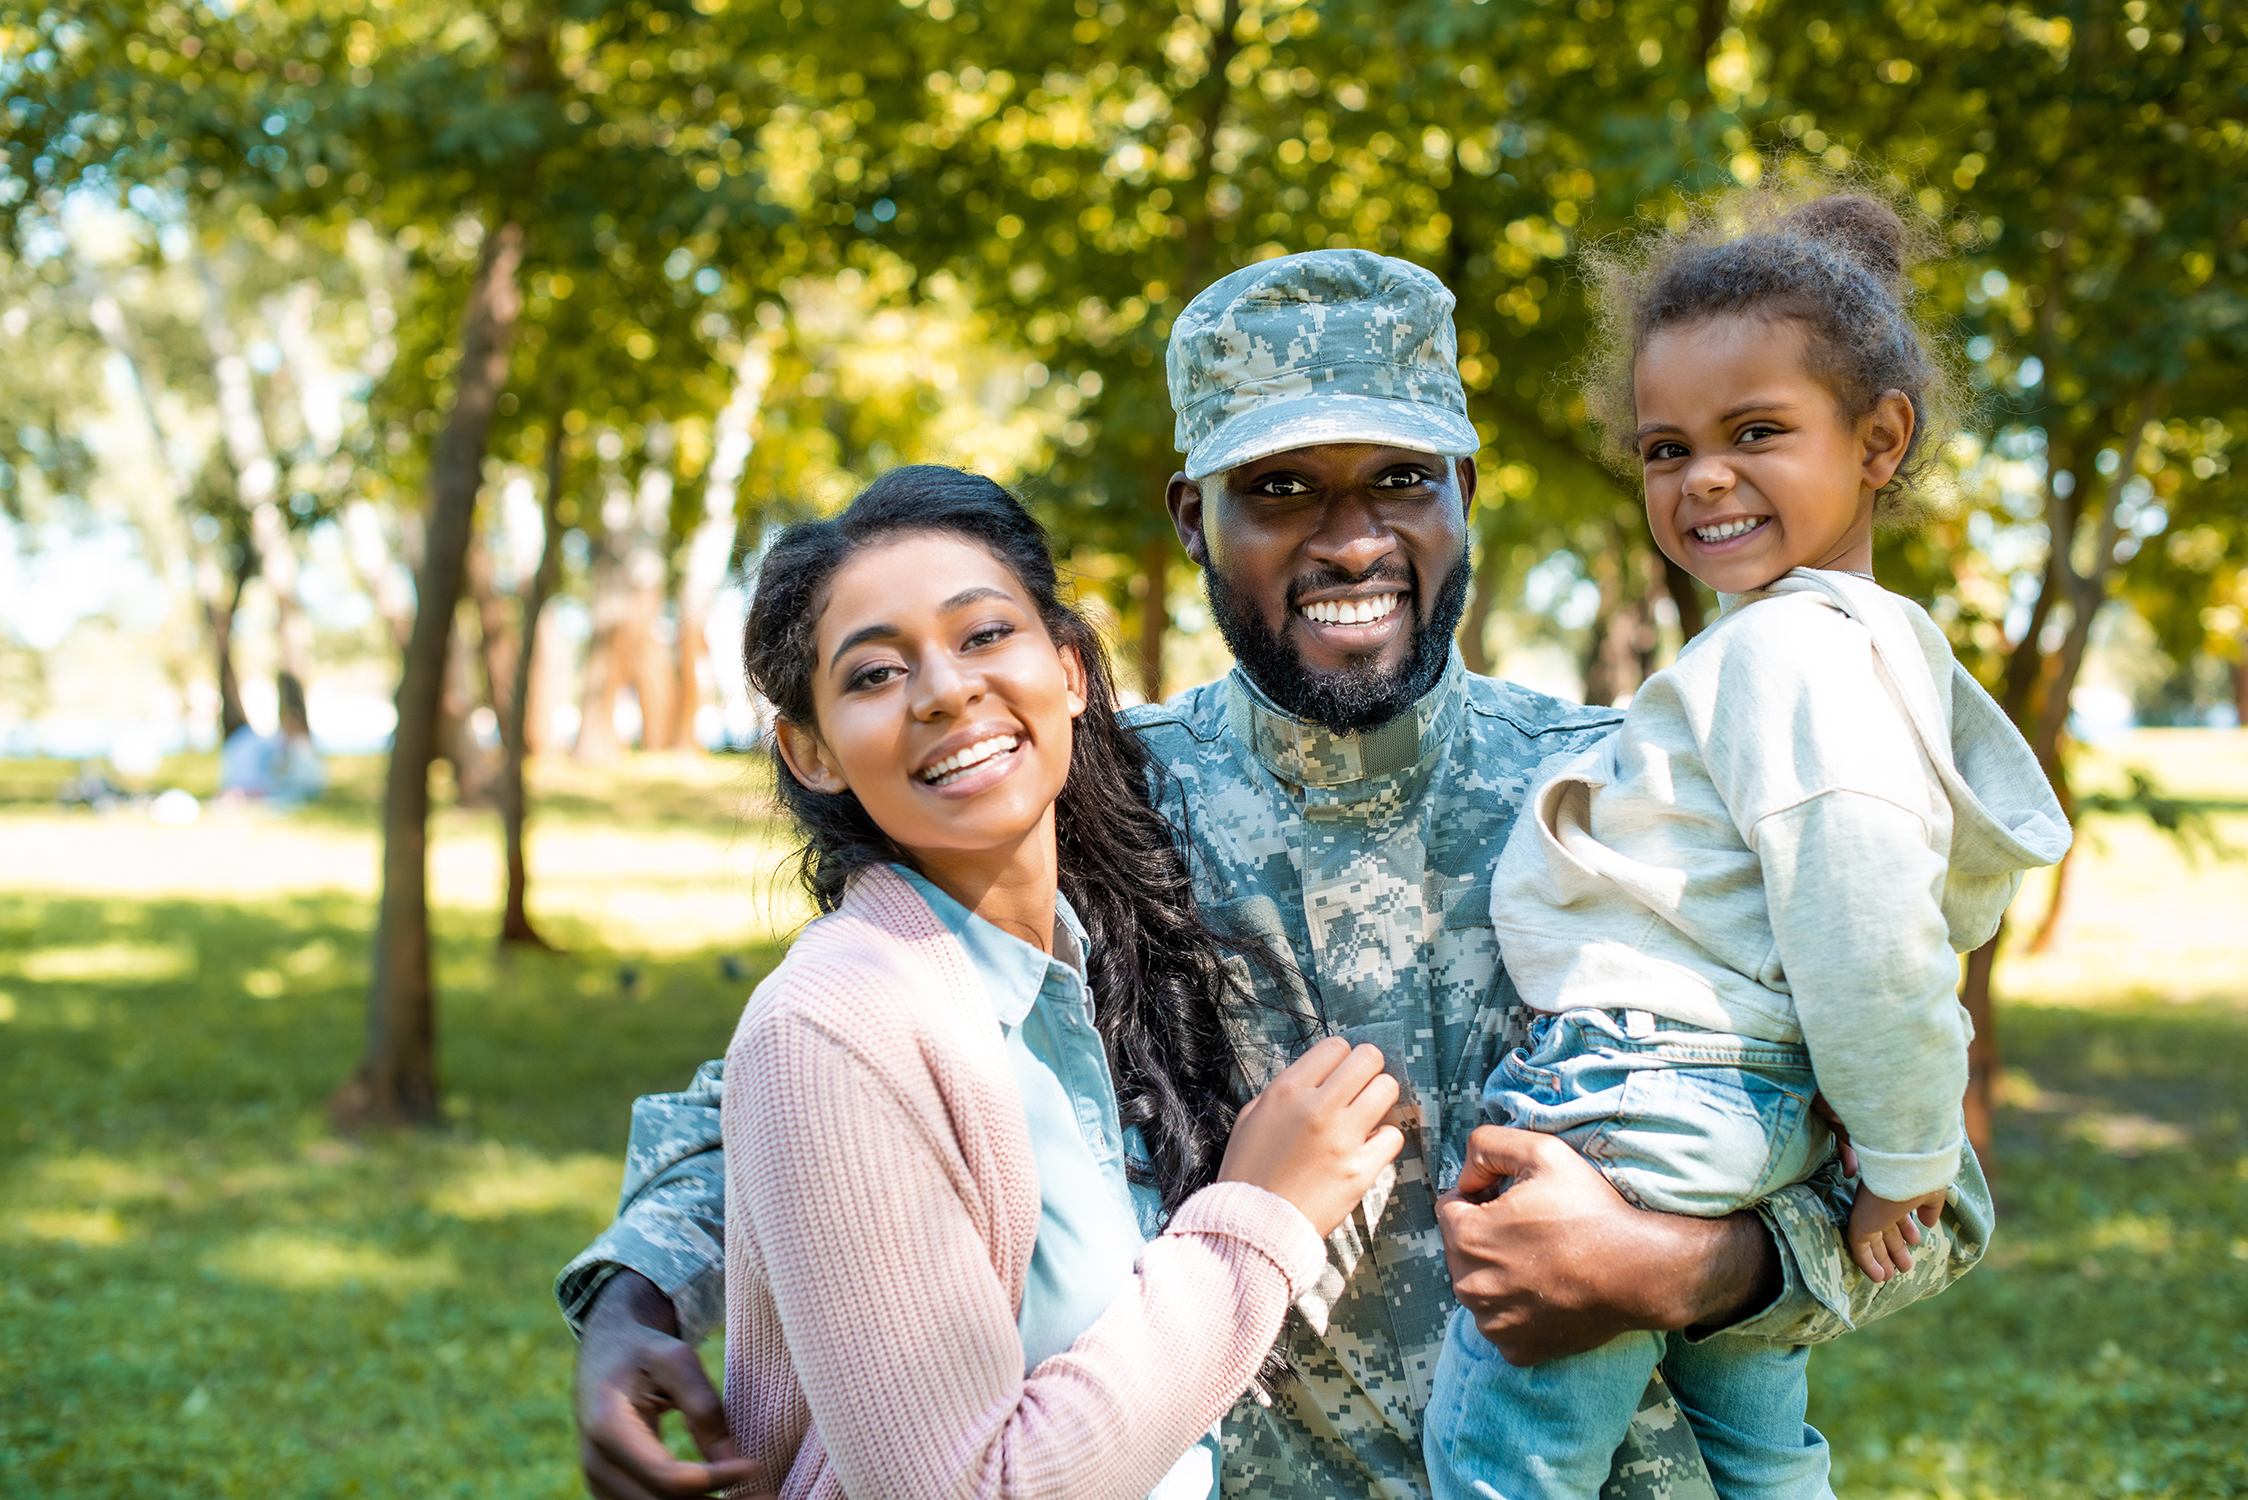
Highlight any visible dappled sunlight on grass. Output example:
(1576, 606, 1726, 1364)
(2, 740, 2242, 1497)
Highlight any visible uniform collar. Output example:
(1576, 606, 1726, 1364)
(1226, 647, 1468, 790)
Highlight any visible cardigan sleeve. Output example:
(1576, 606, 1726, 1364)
(728, 1014, 1324, 1500)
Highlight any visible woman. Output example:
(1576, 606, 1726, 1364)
(722, 466, 1403, 1498)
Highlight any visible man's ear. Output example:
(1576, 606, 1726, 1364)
(1166, 471, 1209, 567)
(774, 718, 848, 794)
(1453, 454, 1480, 521)
(1059, 642, 1088, 719)
(1861, 391, 1916, 493)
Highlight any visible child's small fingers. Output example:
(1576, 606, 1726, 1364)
(1915, 1201, 1943, 1226)
(1899, 1214, 1923, 1248)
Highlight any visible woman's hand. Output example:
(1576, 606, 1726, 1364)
(1218, 1037, 1405, 1237)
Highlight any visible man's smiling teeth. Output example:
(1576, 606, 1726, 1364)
(1299, 593, 1402, 627)
(921, 735, 1019, 786)
(1694, 517, 1768, 543)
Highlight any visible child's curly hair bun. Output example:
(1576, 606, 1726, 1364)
(1580, 178, 1964, 526)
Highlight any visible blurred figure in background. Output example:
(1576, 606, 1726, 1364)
(217, 673, 327, 806)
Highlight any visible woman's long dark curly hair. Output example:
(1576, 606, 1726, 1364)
(743, 465, 1254, 1215)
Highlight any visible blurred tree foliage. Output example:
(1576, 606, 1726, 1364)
(4, 0, 2242, 1126)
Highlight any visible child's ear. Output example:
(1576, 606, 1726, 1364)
(1861, 389, 1916, 492)
(1059, 642, 1088, 719)
(774, 718, 848, 794)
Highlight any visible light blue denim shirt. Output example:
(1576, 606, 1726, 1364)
(890, 865, 1218, 1500)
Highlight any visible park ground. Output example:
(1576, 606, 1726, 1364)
(1, 735, 2244, 1498)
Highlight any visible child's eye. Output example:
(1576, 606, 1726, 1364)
(1738, 422, 1783, 443)
(1643, 441, 1688, 463)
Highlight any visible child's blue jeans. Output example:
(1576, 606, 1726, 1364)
(1422, 1008, 1835, 1500)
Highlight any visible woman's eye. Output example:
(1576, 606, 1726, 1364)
(847, 664, 901, 691)
(965, 622, 1014, 650)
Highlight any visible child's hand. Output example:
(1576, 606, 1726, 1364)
(1219, 1037, 1405, 1238)
(1846, 1185, 1947, 1282)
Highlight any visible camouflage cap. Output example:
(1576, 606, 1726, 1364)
(1167, 249, 1477, 481)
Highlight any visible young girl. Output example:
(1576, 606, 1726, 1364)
(723, 466, 1406, 1500)
(1421, 195, 2071, 1499)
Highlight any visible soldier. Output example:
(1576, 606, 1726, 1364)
(559, 250, 1992, 1500)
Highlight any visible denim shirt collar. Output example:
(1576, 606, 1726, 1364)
(1225, 646, 1469, 795)
(888, 864, 1089, 1028)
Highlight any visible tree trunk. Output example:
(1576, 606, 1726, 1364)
(197, 251, 315, 685)
(1458, 527, 1506, 676)
(1137, 536, 1170, 705)
(500, 418, 567, 949)
(210, 546, 257, 741)
(334, 220, 523, 1130)
(76, 268, 248, 744)
(626, 432, 680, 750)
(575, 480, 638, 762)
(666, 338, 773, 750)
(1960, 925, 2003, 1172)
(2234, 640, 2248, 728)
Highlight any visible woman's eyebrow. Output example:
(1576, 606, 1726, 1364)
(826, 589, 1016, 670)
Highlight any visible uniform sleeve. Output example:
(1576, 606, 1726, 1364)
(731, 1019, 1326, 1500)
(1754, 791, 1969, 1198)
(553, 1058, 730, 1341)
(1719, 1137, 1994, 1345)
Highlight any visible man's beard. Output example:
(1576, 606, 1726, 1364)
(1201, 551, 1472, 735)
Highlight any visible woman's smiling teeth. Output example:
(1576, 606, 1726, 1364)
(1693, 517, 1769, 543)
(1299, 593, 1402, 627)
(920, 734, 1019, 786)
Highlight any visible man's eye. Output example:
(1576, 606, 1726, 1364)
(1252, 475, 1313, 497)
(1373, 468, 1432, 490)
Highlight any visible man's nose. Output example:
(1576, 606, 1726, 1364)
(1303, 492, 1397, 576)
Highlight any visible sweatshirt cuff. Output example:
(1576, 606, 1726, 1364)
(1854, 1141, 1963, 1201)
(1162, 1181, 1329, 1299)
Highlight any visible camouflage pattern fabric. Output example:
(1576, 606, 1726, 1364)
(1166, 250, 1481, 481)
(554, 651, 1995, 1499)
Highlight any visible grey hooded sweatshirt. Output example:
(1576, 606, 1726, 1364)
(1489, 569, 2071, 1200)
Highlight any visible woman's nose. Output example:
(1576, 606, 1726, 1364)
(911, 653, 982, 718)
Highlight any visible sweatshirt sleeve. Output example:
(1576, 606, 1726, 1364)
(728, 1016, 1325, 1500)
(1753, 790, 1967, 1198)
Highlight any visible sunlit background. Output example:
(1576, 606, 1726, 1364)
(3, 0, 2244, 1495)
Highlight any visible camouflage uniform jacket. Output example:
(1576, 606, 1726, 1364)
(556, 651, 1994, 1500)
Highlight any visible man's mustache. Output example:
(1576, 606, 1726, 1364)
(1284, 560, 1418, 612)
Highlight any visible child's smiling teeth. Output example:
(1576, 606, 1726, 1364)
(1299, 593, 1402, 627)
(921, 735, 1019, 786)
(1693, 517, 1768, 543)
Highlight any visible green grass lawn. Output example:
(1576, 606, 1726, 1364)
(2, 738, 2244, 1497)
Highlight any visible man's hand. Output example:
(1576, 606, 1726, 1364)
(575, 1270, 770, 1500)
(1434, 1125, 1780, 1366)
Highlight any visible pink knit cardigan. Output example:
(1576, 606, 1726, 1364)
(720, 864, 1326, 1500)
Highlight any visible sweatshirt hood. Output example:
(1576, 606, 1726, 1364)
(1754, 571, 2072, 946)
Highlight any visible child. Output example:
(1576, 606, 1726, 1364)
(1421, 194, 2071, 1500)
